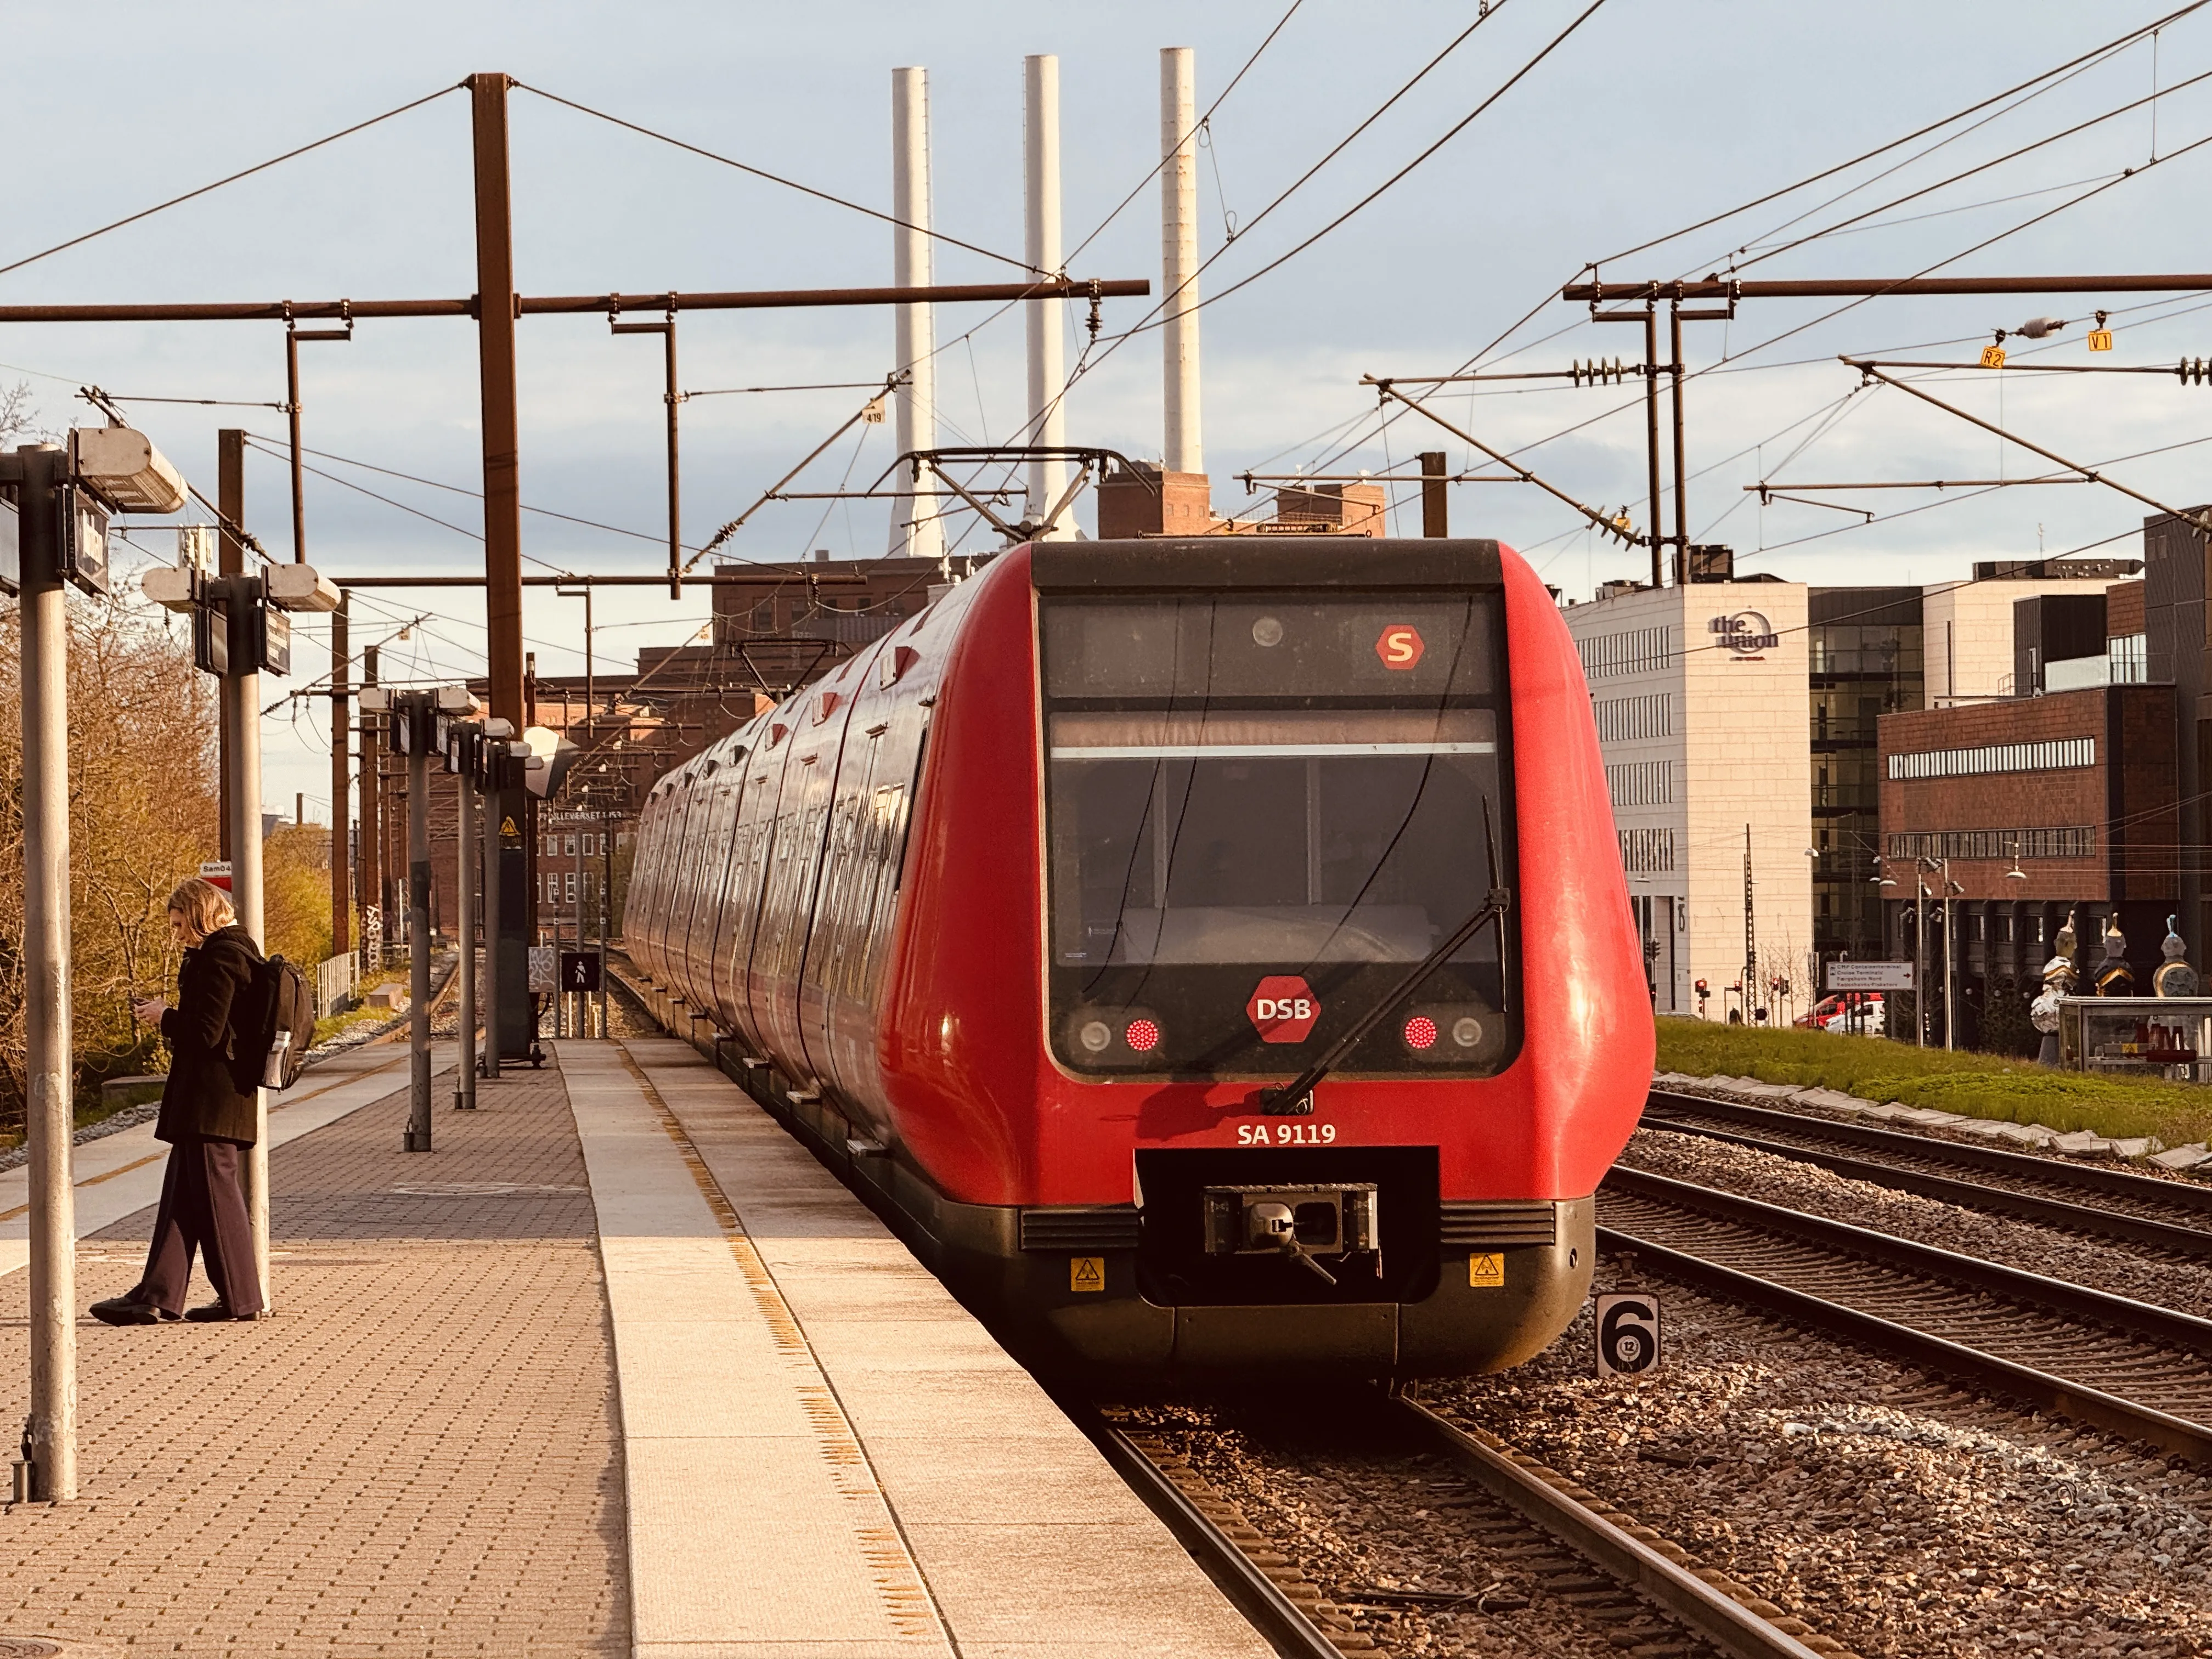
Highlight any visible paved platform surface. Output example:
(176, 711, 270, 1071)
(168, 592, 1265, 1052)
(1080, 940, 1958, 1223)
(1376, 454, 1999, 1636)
(585, 1038, 1268, 1659)
(0, 1034, 1266, 1658)
(0, 1045, 625, 1657)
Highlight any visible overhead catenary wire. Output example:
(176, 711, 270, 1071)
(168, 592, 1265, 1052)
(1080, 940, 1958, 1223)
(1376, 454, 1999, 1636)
(1590, 0, 2211, 270)
(514, 81, 1040, 276)
(1731, 64, 2212, 274)
(1060, 0, 1310, 269)
(1297, 15, 2212, 502)
(0, 83, 462, 283)
(1056, 0, 1607, 413)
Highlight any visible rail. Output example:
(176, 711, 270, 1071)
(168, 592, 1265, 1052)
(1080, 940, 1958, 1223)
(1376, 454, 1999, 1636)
(1063, 1403, 1346, 1659)
(1397, 1396, 1832, 1659)
(1643, 1090, 2212, 1258)
(1601, 1164, 2212, 1464)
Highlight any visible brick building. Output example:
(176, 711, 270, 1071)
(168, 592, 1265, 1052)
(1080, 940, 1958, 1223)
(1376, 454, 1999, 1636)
(357, 552, 994, 957)
(1876, 682, 2178, 1044)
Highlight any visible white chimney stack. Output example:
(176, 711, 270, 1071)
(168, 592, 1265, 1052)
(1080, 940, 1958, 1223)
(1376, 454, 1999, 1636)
(1160, 46, 1203, 478)
(891, 66, 944, 561)
(1025, 54, 1069, 539)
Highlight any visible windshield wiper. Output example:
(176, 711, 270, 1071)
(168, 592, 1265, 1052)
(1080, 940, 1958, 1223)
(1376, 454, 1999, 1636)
(1256, 802, 1510, 1118)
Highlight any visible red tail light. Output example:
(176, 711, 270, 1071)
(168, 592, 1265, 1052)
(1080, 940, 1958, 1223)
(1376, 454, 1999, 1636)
(1124, 1018, 1161, 1053)
(1403, 1015, 1438, 1050)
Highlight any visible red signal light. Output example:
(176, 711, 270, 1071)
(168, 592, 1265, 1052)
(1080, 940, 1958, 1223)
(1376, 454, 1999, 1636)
(1125, 1018, 1161, 1053)
(1403, 1015, 1438, 1050)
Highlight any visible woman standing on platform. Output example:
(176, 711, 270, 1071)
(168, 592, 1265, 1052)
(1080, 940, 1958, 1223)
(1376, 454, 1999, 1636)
(90, 877, 268, 1326)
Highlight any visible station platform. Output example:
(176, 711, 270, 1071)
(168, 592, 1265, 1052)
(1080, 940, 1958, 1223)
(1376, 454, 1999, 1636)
(0, 1034, 1269, 1659)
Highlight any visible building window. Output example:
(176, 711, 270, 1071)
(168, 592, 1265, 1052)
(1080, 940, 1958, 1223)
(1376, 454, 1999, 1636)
(1606, 760, 1674, 807)
(2109, 632, 2148, 684)
(1886, 737, 2095, 780)
(1593, 692, 1674, 743)
(1886, 826, 2095, 860)
(1577, 625, 1672, 680)
(1618, 827, 1676, 873)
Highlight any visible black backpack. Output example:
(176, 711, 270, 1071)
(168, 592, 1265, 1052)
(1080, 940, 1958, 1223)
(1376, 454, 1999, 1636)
(255, 954, 317, 1091)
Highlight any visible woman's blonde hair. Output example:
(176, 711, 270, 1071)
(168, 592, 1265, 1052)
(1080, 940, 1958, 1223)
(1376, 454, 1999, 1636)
(166, 877, 236, 944)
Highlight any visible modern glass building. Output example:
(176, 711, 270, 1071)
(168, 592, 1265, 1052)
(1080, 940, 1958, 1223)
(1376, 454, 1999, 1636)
(1808, 588, 1924, 962)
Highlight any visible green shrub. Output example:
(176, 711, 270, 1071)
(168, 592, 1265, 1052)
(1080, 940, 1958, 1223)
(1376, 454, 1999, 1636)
(1656, 1018, 2212, 1148)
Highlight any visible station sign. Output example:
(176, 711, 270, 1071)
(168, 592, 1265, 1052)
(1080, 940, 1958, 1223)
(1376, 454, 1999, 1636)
(1827, 960, 1913, 991)
(199, 859, 233, 893)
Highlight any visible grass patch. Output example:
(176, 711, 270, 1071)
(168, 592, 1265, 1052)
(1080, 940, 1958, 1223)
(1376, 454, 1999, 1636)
(1656, 1018, 2212, 1149)
(312, 1005, 392, 1048)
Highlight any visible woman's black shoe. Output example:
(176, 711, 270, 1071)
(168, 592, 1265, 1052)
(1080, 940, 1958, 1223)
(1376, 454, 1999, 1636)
(184, 1300, 261, 1323)
(89, 1294, 172, 1326)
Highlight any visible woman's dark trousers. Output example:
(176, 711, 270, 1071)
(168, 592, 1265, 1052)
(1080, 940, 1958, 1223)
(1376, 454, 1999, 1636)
(138, 1135, 263, 1316)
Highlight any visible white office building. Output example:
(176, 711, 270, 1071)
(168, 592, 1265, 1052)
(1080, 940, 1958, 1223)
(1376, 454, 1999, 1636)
(1560, 581, 1814, 1018)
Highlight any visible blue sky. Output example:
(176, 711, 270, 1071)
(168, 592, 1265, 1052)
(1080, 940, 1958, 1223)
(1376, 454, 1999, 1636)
(8, 1, 2212, 817)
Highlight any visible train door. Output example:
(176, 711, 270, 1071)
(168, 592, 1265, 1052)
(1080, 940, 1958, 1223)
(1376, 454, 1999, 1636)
(678, 764, 746, 1013)
(731, 724, 800, 1061)
(802, 688, 918, 1105)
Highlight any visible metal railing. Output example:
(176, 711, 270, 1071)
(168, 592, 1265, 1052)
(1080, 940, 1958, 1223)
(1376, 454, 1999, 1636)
(314, 951, 358, 1020)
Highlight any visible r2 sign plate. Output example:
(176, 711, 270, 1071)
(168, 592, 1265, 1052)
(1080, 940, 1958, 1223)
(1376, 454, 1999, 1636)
(1595, 1292, 1662, 1378)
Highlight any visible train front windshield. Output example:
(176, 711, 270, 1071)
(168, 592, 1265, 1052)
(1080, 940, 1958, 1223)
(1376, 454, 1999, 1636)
(1040, 592, 1520, 1079)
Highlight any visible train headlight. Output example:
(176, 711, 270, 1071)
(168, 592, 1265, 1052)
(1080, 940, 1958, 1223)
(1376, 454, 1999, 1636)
(1078, 1019, 1113, 1053)
(1401, 1003, 1494, 1062)
(1251, 615, 1284, 647)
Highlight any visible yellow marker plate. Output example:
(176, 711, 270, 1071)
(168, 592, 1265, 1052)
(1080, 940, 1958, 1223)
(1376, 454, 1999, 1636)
(1070, 1256, 1105, 1293)
(1469, 1252, 1505, 1288)
(2089, 329, 2114, 352)
(1979, 344, 2007, 369)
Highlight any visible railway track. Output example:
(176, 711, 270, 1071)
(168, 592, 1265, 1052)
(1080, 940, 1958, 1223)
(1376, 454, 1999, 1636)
(1643, 1089, 2212, 1260)
(1077, 1392, 1842, 1659)
(1600, 1164, 2212, 1464)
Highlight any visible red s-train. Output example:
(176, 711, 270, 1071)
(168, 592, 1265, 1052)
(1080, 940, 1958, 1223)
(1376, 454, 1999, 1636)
(624, 537, 1651, 1376)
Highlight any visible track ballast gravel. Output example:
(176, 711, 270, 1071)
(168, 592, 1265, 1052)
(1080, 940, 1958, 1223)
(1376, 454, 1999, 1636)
(1431, 1279, 2212, 1659)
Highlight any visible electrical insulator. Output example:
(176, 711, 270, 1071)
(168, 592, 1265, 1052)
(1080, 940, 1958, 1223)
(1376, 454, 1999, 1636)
(2182, 358, 2210, 386)
(1570, 357, 1627, 387)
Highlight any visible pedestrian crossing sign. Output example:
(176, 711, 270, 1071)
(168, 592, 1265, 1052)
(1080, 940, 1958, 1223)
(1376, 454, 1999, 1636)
(1469, 1252, 1505, 1288)
(1070, 1256, 1104, 1293)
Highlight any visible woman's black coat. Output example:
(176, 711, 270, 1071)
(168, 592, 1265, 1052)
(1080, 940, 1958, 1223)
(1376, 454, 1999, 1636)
(156, 924, 265, 1144)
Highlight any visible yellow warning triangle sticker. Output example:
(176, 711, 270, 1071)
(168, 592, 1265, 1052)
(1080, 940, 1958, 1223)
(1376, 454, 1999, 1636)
(1469, 1252, 1505, 1288)
(501, 816, 519, 836)
(1070, 1256, 1104, 1292)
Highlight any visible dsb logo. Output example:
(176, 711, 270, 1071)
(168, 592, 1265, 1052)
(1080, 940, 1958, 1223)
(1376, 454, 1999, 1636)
(1246, 975, 1321, 1043)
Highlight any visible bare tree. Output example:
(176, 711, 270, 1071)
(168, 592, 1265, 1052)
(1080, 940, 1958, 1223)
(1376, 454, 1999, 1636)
(0, 596, 220, 1122)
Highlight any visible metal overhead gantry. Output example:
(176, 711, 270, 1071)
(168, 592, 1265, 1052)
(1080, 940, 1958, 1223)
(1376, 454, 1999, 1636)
(1514, 271, 2212, 587)
(0, 69, 1147, 1059)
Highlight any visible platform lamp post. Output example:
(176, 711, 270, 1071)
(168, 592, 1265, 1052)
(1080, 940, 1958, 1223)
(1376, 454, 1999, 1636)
(6, 426, 195, 1503)
(1872, 860, 1901, 1041)
(1918, 855, 1961, 1051)
(366, 685, 476, 1151)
